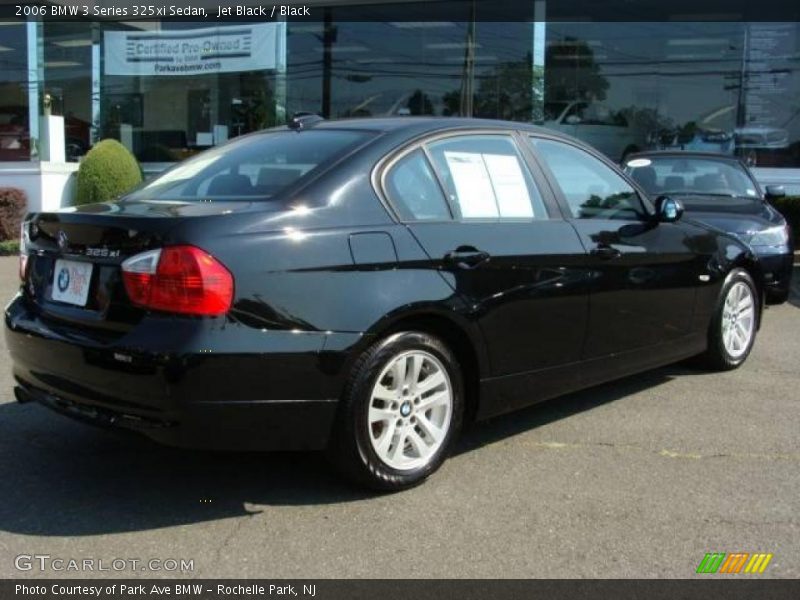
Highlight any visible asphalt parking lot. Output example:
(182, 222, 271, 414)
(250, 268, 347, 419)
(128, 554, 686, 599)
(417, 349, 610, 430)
(0, 255, 797, 579)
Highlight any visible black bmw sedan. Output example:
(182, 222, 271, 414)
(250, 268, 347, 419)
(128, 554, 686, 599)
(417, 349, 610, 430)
(7, 117, 767, 490)
(623, 151, 794, 303)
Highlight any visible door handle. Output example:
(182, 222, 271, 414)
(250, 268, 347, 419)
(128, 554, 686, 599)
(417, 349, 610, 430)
(590, 244, 622, 260)
(444, 246, 491, 269)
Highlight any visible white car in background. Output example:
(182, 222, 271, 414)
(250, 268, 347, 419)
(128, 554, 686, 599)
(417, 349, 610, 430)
(735, 125, 790, 150)
(696, 105, 790, 162)
(542, 101, 645, 161)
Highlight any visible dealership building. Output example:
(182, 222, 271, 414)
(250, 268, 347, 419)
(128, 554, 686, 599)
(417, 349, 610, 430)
(1, 1, 799, 210)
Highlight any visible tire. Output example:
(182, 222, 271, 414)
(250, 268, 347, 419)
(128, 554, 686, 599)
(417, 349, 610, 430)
(328, 331, 464, 491)
(700, 268, 759, 371)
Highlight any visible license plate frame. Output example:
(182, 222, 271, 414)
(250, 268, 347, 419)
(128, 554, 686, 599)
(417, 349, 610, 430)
(51, 259, 93, 307)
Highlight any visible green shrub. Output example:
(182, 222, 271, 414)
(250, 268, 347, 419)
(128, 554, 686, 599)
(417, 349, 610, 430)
(75, 139, 142, 205)
(0, 187, 27, 241)
(770, 196, 800, 241)
(0, 239, 20, 255)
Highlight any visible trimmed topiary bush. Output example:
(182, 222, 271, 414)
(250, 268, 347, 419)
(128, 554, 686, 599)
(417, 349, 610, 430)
(0, 187, 27, 241)
(770, 196, 800, 241)
(75, 139, 142, 205)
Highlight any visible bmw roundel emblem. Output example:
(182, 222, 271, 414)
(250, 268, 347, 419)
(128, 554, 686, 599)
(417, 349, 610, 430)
(57, 230, 69, 251)
(57, 267, 70, 293)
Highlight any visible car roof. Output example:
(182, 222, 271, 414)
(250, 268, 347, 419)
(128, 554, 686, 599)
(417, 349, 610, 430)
(272, 116, 555, 136)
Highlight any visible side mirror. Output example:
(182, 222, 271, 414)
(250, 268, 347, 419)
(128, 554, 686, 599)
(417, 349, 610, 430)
(654, 195, 684, 223)
(565, 114, 582, 125)
(765, 185, 786, 200)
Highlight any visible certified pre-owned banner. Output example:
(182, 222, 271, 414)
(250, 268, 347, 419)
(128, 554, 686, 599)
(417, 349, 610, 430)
(104, 23, 285, 76)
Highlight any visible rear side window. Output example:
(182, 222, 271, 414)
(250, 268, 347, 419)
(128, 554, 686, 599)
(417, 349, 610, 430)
(126, 130, 372, 201)
(384, 149, 451, 221)
(530, 138, 644, 220)
(426, 135, 548, 220)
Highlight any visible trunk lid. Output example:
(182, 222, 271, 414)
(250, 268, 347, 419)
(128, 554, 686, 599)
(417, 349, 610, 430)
(22, 200, 256, 335)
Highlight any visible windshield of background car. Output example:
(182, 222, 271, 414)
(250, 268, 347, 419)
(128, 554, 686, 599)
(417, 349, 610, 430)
(125, 129, 373, 201)
(625, 156, 759, 203)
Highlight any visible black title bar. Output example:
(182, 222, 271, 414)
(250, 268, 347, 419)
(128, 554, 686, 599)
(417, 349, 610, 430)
(1, 0, 800, 22)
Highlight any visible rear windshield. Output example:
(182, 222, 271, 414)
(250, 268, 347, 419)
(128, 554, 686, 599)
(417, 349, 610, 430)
(125, 129, 373, 201)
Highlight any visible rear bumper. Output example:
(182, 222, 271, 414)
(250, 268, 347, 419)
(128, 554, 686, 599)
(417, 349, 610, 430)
(5, 294, 364, 451)
(13, 381, 337, 451)
(757, 252, 794, 304)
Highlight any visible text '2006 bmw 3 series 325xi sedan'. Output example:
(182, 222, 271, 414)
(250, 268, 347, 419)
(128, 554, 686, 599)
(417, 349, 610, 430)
(6, 117, 777, 490)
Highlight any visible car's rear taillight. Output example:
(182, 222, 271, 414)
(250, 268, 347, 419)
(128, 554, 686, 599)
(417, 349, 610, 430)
(19, 221, 28, 282)
(121, 245, 233, 316)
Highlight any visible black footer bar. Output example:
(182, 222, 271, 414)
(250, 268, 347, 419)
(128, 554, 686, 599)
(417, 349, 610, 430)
(4, 579, 800, 600)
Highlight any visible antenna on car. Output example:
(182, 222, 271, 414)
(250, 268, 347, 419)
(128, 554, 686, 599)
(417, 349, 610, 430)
(288, 113, 325, 131)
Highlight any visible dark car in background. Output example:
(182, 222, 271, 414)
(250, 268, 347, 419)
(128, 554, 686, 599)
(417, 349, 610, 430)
(624, 151, 793, 303)
(6, 118, 767, 490)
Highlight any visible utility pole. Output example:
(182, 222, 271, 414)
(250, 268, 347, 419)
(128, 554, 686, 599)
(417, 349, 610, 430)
(459, 1, 476, 116)
(321, 8, 335, 118)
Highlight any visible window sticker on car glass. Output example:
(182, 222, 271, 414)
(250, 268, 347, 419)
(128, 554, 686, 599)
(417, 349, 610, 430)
(482, 154, 534, 218)
(746, 188, 756, 196)
(444, 151, 533, 219)
(443, 151, 500, 218)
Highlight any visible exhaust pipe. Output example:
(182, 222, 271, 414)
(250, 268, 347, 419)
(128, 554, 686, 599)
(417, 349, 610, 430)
(14, 386, 31, 404)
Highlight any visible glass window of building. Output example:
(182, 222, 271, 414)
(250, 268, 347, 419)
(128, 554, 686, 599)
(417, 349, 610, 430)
(0, 19, 30, 161)
(99, 21, 286, 164)
(539, 21, 800, 168)
(1, 3, 799, 180)
(285, 2, 534, 122)
(43, 22, 93, 162)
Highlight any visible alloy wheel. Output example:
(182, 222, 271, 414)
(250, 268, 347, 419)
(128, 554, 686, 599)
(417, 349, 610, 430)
(367, 350, 453, 471)
(721, 281, 755, 359)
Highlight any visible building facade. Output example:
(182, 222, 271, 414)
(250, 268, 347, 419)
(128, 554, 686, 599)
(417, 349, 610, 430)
(2, 1, 800, 209)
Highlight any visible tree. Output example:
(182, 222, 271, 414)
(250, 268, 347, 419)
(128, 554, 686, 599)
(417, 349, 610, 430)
(406, 90, 435, 116)
(474, 53, 533, 121)
(545, 37, 609, 102)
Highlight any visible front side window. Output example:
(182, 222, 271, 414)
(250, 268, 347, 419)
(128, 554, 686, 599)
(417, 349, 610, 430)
(531, 138, 644, 220)
(426, 135, 548, 220)
(384, 149, 451, 221)
(125, 129, 372, 201)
